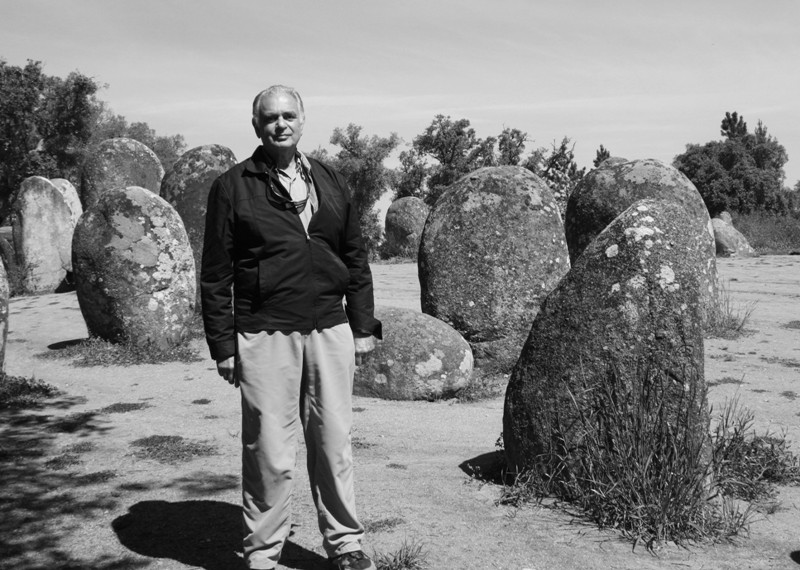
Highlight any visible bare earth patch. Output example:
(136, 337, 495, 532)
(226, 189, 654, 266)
(1, 256, 799, 569)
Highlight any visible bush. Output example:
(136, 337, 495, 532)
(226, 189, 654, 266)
(733, 211, 800, 254)
(0, 373, 60, 409)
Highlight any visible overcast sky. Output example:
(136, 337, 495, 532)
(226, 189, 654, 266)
(3, 0, 799, 188)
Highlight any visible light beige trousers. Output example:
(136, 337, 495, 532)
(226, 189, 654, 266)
(237, 323, 364, 569)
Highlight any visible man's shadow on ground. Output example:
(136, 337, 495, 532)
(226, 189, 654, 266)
(112, 500, 328, 570)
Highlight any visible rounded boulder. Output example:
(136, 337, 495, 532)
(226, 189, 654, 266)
(711, 217, 756, 257)
(354, 306, 473, 400)
(419, 166, 569, 371)
(161, 144, 237, 308)
(72, 186, 195, 348)
(81, 138, 164, 209)
(383, 196, 428, 259)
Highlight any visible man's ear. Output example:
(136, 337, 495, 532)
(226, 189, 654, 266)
(252, 117, 260, 138)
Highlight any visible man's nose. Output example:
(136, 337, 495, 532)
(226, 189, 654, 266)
(275, 116, 287, 128)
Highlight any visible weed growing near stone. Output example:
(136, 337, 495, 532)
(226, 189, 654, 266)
(0, 373, 60, 409)
(38, 336, 201, 366)
(713, 398, 800, 502)
(705, 282, 756, 339)
(130, 435, 217, 464)
(783, 320, 800, 330)
(373, 539, 428, 570)
(363, 516, 405, 533)
(498, 391, 800, 550)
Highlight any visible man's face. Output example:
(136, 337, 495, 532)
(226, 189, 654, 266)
(252, 92, 304, 156)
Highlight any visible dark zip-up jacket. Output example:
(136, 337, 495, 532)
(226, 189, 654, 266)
(200, 147, 382, 361)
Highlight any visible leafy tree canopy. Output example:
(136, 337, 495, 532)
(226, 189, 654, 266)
(0, 58, 185, 218)
(310, 124, 399, 255)
(674, 112, 792, 216)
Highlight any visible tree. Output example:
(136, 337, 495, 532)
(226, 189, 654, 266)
(412, 115, 496, 205)
(322, 124, 400, 255)
(721, 111, 747, 139)
(393, 148, 428, 201)
(593, 144, 611, 167)
(0, 59, 186, 219)
(674, 112, 789, 216)
(497, 127, 527, 166)
(0, 60, 100, 217)
(524, 137, 585, 212)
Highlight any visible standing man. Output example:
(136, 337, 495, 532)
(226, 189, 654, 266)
(201, 85, 381, 570)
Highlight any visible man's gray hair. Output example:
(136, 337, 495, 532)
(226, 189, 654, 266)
(252, 85, 305, 124)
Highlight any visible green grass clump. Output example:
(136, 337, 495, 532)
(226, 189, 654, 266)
(499, 381, 800, 549)
(712, 398, 800, 502)
(499, 362, 756, 550)
(373, 539, 428, 570)
(0, 373, 60, 409)
(733, 211, 800, 255)
(39, 336, 201, 367)
(130, 435, 217, 464)
(704, 282, 756, 339)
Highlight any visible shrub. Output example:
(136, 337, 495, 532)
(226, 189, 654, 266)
(733, 211, 800, 254)
(0, 373, 60, 409)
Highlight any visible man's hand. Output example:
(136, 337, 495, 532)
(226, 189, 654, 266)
(353, 334, 376, 366)
(216, 355, 238, 388)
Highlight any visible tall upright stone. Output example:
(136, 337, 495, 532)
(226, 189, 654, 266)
(383, 196, 428, 259)
(50, 178, 84, 229)
(81, 138, 164, 209)
(419, 166, 570, 371)
(12, 176, 73, 293)
(72, 186, 195, 348)
(565, 158, 718, 317)
(504, 199, 708, 475)
(160, 144, 237, 309)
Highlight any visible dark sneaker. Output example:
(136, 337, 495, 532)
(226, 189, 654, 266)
(330, 550, 376, 570)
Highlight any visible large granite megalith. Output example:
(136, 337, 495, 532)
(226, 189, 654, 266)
(565, 158, 718, 316)
(50, 178, 83, 229)
(160, 144, 237, 309)
(504, 199, 709, 476)
(81, 138, 164, 209)
(12, 176, 74, 293)
(419, 166, 569, 371)
(383, 196, 428, 259)
(354, 306, 473, 400)
(72, 186, 195, 348)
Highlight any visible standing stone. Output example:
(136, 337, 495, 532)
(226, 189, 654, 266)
(160, 145, 237, 309)
(50, 178, 84, 229)
(565, 158, 718, 317)
(72, 186, 195, 348)
(0, 262, 8, 371)
(383, 197, 428, 259)
(419, 166, 569, 371)
(81, 138, 164, 209)
(504, 199, 708, 474)
(12, 176, 73, 293)
(354, 306, 473, 400)
(711, 217, 757, 257)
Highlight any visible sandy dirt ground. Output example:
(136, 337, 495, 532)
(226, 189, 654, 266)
(1, 256, 799, 570)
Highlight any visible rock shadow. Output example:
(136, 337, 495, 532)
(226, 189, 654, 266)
(459, 450, 505, 484)
(113, 500, 327, 570)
